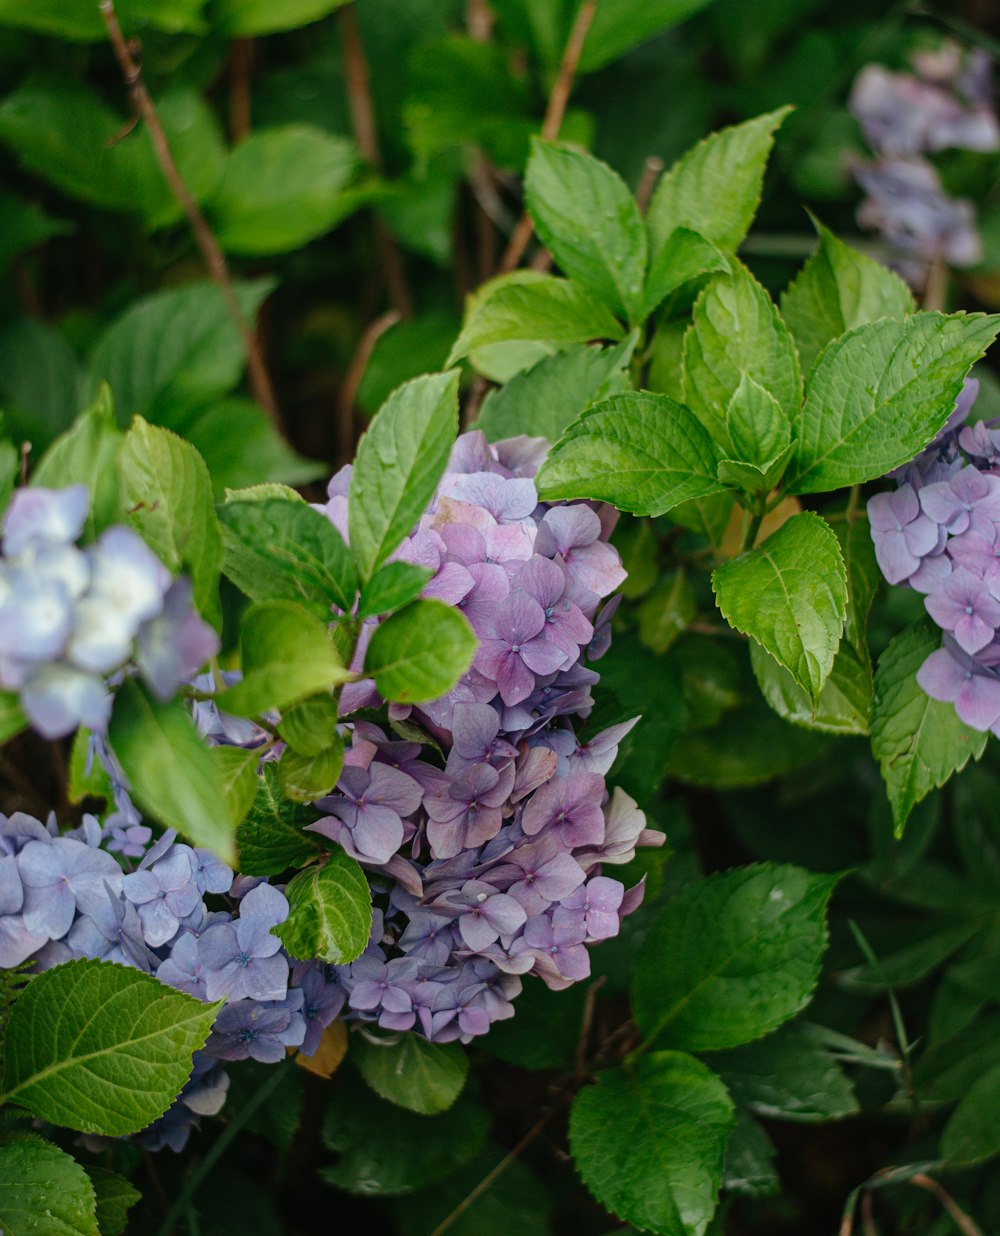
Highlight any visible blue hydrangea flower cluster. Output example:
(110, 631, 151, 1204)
(849, 41, 999, 288)
(0, 486, 218, 737)
(869, 379, 1000, 733)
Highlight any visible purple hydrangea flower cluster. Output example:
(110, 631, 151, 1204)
(869, 379, 1000, 734)
(0, 486, 218, 737)
(849, 41, 999, 288)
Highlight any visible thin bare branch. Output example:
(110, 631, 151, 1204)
(635, 154, 664, 215)
(99, 1, 280, 424)
(908, 1174, 985, 1236)
(337, 309, 400, 464)
(229, 38, 253, 143)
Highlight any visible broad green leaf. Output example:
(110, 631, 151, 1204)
(32, 386, 122, 538)
(525, 139, 646, 322)
(482, 981, 587, 1070)
(704, 1022, 858, 1123)
(278, 694, 342, 756)
(355, 1036, 468, 1115)
(0, 0, 205, 39)
(535, 391, 726, 514)
(218, 601, 351, 718)
(723, 1113, 778, 1200)
(210, 126, 357, 255)
(641, 227, 731, 319)
(322, 1072, 489, 1195)
(278, 846, 372, 964)
(119, 417, 223, 628)
(750, 639, 872, 735)
(278, 741, 345, 803)
(780, 221, 915, 374)
(941, 1063, 1000, 1165)
(578, 0, 720, 72)
(447, 272, 624, 366)
(185, 399, 324, 499)
(870, 619, 988, 836)
(210, 0, 348, 35)
(218, 496, 357, 616)
(358, 563, 434, 621)
(0, 1138, 97, 1236)
(638, 570, 696, 654)
(210, 745, 260, 829)
(712, 512, 848, 704)
(725, 374, 790, 468)
(1, 959, 219, 1135)
(236, 763, 322, 876)
(569, 1052, 734, 1236)
(89, 280, 273, 427)
(682, 264, 802, 449)
(109, 679, 235, 863)
(365, 600, 477, 704)
(0, 317, 82, 451)
(0, 192, 72, 273)
(647, 109, 792, 258)
(348, 372, 459, 581)
(475, 339, 633, 443)
(787, 312, 1000, 494)
(83, 1166, 140, 1236)
(716, 448, 794, 496)
(633, 864, 839, 1050)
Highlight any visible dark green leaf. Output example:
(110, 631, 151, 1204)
(941, 1064, 1000, 1165)
(0, 1138, 97, 1236)
(278, 741, 345, 803)
(722, 1114, 779, 1199)
(210, 0, 349, 35)
(185, 399, 324, 499)
(750, 639, 872, 735)
(355, 1036, 468, 1115)
(83, 1166, 140, 1236)
(236, 763, 322, 876)
(0, 0, 204, 39)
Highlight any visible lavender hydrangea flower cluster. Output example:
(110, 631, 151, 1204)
(869, 378, 1000, 734)
(0, 486, 218, 738)
(849, 40, 999, 288)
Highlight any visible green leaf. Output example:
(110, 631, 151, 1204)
(725, 374, 791, 468)
(786, 312, 1000, 494)
(1, 959, 219, 1135)
(89, 279, 274, 428)
(525, 139, 646, 322)
(210, 0, 348, 36)
(682, 263, 802, 450)
(236, 763, 322, 876)
(0, 0, 205, 39)
(278, 741, 345, 803)
(83, 1166, 140, 1236)
(0, 689, 27, 746)
(393, 1151, 549, 1236)
(578, 0, 720, 72)
(704, 1022, 858, 1123)
(722, 1114, 779, 1200)
(68, 728, 111, 805)
(569, 1052, 735, 1236)
(637, 570, 696, 654)
(32, 386, 122, 538)
(0, 192, 72, 274)
(119, 417, 223, 629)
(277, 846, 372, 964)
(355, 1036, 468, 1115)
(365, 600, 477, 704)
(482, 981, 587, 1070)
(712, 512, 848, 704)
(218, 601, 350, 718)
(536, 391, 726, 514)
(210, 126, 357, 255)
(0, 317, 82, 451)
(941, 1063, 1000, 1165)
(218, 496, 357, 617)
(447, 272, 625, 366)
(647, 109, 792, 258)
(871, 619, 988, 837)
(348, 372, 459, 581)
(0, 1138, 98, 1236)
(185, 399, 324, 499)
(641, 227, 731, 319)
(277, 694, 342, 757)
(475, 339, 633, 443)
(838, 517, 880, 654)
(358, 563, 434, 621)
(750, 639, 872, 735)
(716, 450, 794, 496)
(109, 679, 235, 863)
(780, 221, 915, 375)
(211, 745, 260, 829)
(633, 863, 839, 1051)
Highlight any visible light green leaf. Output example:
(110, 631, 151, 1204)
(647, 109, 792, 258)
(278, 741, 345, 803)
(475, 339, 633, 443)
(0, 689, 27, 745)
(185, 399, 324, 499)
(632, 864, 839, 1051)
(0, 1138, 98, 1236)
(0, 0, 204, 38)
(750, 639, 872, 735)
(535, 391, 727, 514)
(210, 126, 357, 255)
(355, 1036, 468, 1115)
(218, 601, 351, 718)
(941, 1063, 1000, 1165)
(89, 280, 273, 427)
(447, 272, 625, 366)
(83, 1166, 140, 1236)
(357, 563, 433, 621)
(209, 0, 348, 35)
(365, 600, 477, 704)
(871, 619, 988, 837)
(118, 416, 223, 629)
(1, 959, 219, 1135)
(278, 847, 372, 965)
(569, 1052, 735, 1236)
(682, 263, 802, 449)
(716, 448, 794, 496)
(277, 694, 342, 757)
(210, 745, 260, 829)
(348, 372, 459, 581)
(726, 374, 791, 468)
(218, 496, 357, 617)
(33, 386, 122, 539)
(236, 763, 322, 876)
(641, 227, 731, 319)
(525, 139, 646, 322)
(787, 312, 1000, 494)
(578, 0, 720, 72)
(712, 512, 848, 703)
(109, 679, 235, 863)
(780, 221, 915, 375)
